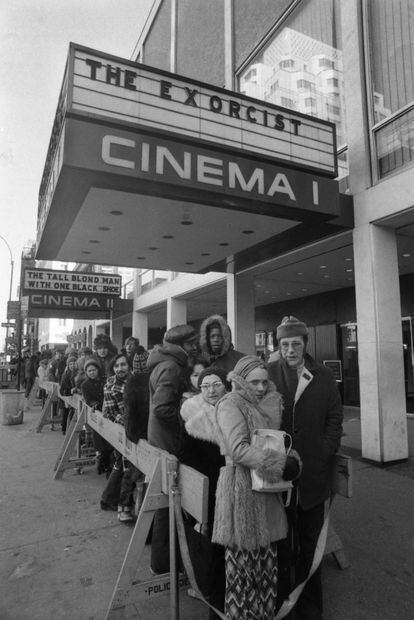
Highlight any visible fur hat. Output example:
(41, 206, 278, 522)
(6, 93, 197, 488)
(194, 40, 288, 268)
(84, 358, 101, 373)
(164, 324, 197, 346)
(276, 316, 308, 340)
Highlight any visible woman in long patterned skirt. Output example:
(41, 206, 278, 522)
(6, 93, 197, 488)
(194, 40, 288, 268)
(212, 356, 301, 619)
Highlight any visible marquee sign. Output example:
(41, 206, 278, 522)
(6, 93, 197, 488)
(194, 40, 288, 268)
(35, 44, 350, 273)
(69, 44, 337, 178)
(23, 268, 122, 296)
(23, 268, 121, 317)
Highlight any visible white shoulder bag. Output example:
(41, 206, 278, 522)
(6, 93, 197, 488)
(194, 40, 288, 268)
(251, 429, 293, 504)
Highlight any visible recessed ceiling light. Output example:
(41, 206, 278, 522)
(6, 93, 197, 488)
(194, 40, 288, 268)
(256, 284, 263, 288)
(136, 256, 146, 260)
(110, 210, 123, 215)
(302, 288, 308, 292)
(148, 247, 159, 250)
(286, 292, 292, 296)
(402, 253, 411, 258)
(201, 252, 210, 256)
(181, 220, 193, 226)
(98, 226, 110, 231)
(219, 242, 229, 246)
(319, 265, 327, 269)
(89, 240, 100, 244)
(265, 290, 270, 294)
(347, 277, 353, 281)
(323, 274, 330, 278)
(163, 235, 174, 239)
(345, 257, 352, 261)
(345, 268, 353, 272)
(185, 262, 194, 265)
(82, 251, 91, 255)
(242, 230, 254, 234)
(297, 272, 303, 275)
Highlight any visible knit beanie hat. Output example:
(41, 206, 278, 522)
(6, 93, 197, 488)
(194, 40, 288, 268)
(84, 358, 101, 373)
(66, 355, 78, 366)
(230, 355, 267, 380)
(164, 324, 197, 346)
(276, 316, 308, 340)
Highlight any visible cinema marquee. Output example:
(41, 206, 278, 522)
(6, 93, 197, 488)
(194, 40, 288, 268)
(36, 44, 349, 273)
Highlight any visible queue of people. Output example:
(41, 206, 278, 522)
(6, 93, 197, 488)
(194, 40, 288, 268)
(39, 313, 342, 620)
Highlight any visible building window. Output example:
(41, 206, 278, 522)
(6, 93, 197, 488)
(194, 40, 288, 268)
(281, 96, 295, 108)
(367, 0, 414, 179)
(238, 0, 347, 178)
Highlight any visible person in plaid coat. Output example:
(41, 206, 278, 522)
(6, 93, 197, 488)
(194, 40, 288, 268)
(100, 354, 138, 523)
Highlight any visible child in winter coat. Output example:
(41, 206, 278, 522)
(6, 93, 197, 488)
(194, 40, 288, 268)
(59, 355, 78, 435)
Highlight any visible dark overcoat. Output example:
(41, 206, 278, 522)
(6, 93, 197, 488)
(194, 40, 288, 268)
(268, 354, 343, 510)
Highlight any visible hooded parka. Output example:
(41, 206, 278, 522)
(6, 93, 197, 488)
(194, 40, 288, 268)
(199, 314, 244, 373)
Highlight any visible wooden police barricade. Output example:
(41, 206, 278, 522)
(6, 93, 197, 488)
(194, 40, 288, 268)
(36, 380, 62, 433)
(53, 392, 96, 476)
(54, 400, 210, 618)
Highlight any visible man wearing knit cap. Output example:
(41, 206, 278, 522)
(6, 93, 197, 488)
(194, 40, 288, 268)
(268, 316, 343, 620)
(146, 324, 199, 574)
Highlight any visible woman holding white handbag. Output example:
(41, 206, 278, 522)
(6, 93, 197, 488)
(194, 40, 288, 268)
(212, 355, 301, 620)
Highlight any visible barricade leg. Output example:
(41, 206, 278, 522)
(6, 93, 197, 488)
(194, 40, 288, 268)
(54, 406, 95, 479)
(106, 457, 170, 619)
(36, 389, 55, 433)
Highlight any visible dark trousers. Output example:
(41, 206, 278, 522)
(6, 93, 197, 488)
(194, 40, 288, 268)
(295, 502, 325, 620)
(151, 508, 170, 573)
(101, 451, 123, 507)
(24, 377, 35, 398)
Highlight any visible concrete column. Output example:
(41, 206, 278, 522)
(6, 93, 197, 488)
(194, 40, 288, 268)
(167, 297, 187, 329)
(133, 311, 148, 349)
(353, 223, 408, 462)
(227, 273, 255, 354)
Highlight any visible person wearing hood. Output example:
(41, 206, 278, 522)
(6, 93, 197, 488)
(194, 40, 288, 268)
(199, 314, 244, 373)
(212, 355, 302, 620)
(147, 324, 199, 574)
(122, 336, 149, 375)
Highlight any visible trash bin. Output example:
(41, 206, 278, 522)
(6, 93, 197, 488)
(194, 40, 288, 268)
(0, 389, 25, 425)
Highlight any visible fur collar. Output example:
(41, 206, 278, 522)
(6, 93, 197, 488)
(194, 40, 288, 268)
(180, 393, 220, 444)
(199, 314, 232, 362)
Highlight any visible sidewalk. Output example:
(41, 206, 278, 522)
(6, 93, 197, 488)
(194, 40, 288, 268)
(0, 402, 413, 619)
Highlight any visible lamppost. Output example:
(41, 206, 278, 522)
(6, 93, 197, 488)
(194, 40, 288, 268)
(0, 235, 14, 357)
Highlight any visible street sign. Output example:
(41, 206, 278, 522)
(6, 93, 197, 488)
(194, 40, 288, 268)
(7, 301, 20, 320)
(1, 322, 15, 328)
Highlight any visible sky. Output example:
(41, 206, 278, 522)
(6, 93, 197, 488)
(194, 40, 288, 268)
(0, 0, 154, 346)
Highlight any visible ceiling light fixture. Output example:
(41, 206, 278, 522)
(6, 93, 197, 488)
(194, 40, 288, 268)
(163, 235, 174, 239)
(219, 242, 229, 246)
(82, 251, 91, 255)
(242, 230, 254, 234)
(89, 240, 100, 244)
(345, 268, 353, 272)
(319, 265, 327, 269)
(98, 226, 110, 231)
(297, 272, 303, 275)
(109, 210, 123, 215)
(402, 253, 411, 258)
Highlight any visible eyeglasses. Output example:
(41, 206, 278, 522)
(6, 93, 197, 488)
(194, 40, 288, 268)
(280, 341, 303, 349)
(200, 381, 224, 391)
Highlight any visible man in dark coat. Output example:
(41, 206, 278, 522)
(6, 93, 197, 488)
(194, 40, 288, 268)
(268, 316, 343, 620)
(147, 324, 199, 573)
(199, 314, 244, 373)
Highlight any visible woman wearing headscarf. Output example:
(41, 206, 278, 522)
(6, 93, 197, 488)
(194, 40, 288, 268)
(212, 355, 301, 620)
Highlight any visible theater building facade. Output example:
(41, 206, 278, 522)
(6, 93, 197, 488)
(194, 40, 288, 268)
(36, 0, 414, 463)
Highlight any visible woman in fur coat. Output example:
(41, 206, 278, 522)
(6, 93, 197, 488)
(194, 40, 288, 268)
(212, 356, 301, 620)
(180, 365, 230, 617)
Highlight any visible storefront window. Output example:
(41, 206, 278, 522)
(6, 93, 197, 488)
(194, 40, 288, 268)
(238, 0, 347, 178)
(367, 0, 414, 179)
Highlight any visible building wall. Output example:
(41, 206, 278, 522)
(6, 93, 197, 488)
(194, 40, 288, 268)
(177, 0, 225, 85)
(234, 0, 292, 70)
(143, 0, 171, 70)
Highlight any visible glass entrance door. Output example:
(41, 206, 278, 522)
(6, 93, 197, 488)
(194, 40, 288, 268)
(340, 323, 360, 406)
(402, 317, 414, 413)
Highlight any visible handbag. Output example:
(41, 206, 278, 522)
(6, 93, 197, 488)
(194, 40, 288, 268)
(251, 429, 293, 499)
